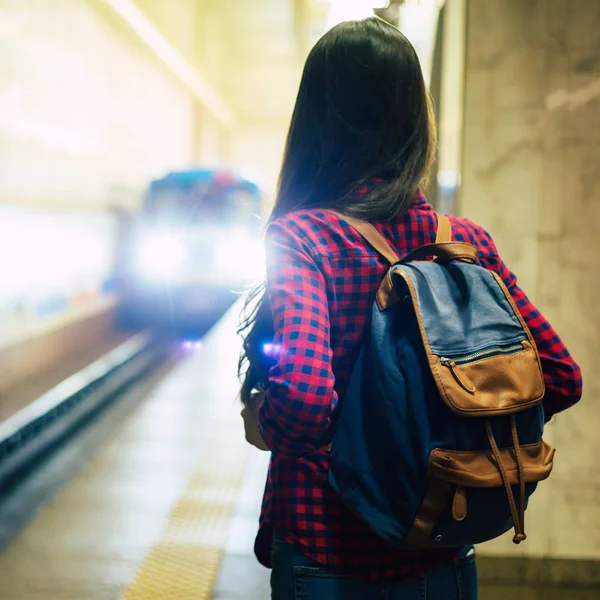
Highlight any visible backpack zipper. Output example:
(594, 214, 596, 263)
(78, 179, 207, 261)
(440, 342, 524, 366)
(439, 342, 525, 394)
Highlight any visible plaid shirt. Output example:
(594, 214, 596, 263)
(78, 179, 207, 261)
(255, 189, 583, 582)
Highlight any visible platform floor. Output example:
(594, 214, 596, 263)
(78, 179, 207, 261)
(0, 303, 270, 600)
(0, 304, 598, 600)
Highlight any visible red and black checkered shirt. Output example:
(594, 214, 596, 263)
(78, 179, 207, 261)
(255, 189, 583, 582)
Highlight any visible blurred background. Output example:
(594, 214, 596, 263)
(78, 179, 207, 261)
(0, 1, 598, 599)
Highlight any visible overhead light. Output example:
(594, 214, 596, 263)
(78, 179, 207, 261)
(327, 0, 391, 27)
(103, 0, 234, 128)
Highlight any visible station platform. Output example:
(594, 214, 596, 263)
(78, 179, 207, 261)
(0, 303, 598, 600)
(0, 303, 270, 600)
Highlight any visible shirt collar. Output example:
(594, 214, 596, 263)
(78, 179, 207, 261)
(412, 188, 427, 206)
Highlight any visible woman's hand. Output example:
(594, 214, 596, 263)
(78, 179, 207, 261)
(241, 391, 270, 451)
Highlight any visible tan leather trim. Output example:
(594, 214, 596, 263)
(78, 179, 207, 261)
(405, 480, 453, 547)
(435, 214, 452, 244)
(431, 214, 452, 262)
(490, 271, 546, 391)
(433, 341, 545, 416)
(396, 269, 545, 416)
(452, 486, 467, 521)
(429, 439, 555, 488)
(375, 270, 397, 311)
(402, 241, 478, 264)
(405, 440, 554, 547)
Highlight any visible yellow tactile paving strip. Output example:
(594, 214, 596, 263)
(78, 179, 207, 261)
(121, 440, 250, 600)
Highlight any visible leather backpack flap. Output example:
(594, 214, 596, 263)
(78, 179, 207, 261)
(392, 261, 546, 417)
(428, 441, 555, 489)
(405, 439, 555, 548)
(322, 209, 545, 415)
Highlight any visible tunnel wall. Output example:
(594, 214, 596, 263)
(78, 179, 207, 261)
(0, 298, 117, 417)
(0, 0, 198, 211)
(0, 1, 222, 355)
(459, 0, 600, 560)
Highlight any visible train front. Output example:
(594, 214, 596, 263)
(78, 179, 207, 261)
(119, 170, 265, 330)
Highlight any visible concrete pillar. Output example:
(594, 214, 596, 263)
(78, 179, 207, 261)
(436, 0, 466, 214)
(460, 0, 600, 565)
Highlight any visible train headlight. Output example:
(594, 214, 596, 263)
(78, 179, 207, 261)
(134, 232, 187, 280)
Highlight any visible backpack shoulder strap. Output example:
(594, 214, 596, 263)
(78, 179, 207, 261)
(326, 209, 464, 310)
(327, 210, 453, 265)
(435, 213, 452, 244)
(327, 210, 400, 265)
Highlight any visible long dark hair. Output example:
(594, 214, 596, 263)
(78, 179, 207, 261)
(238, 17, 436, 405)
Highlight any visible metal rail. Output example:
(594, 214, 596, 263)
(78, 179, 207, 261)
(0, 332, 166, 491)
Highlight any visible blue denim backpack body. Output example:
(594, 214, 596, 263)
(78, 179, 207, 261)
(327, 212, 553, 549)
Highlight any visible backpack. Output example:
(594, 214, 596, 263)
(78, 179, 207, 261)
(327, 211, 554, 549)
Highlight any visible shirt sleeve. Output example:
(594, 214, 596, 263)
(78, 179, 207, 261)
(257, 220, 337, 458)
(476, 229, 583, 420)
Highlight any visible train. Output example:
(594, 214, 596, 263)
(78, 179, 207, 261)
(117, 168, 266, 331)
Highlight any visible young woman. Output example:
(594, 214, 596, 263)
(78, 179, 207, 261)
(238, 17, 582, 600)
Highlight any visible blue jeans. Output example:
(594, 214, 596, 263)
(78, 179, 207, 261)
(270, 538, 478, 600)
